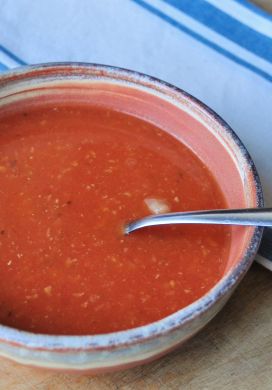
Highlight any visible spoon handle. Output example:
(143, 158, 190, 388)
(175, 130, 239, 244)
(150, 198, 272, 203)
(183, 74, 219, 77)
(125, 208, 272, 234)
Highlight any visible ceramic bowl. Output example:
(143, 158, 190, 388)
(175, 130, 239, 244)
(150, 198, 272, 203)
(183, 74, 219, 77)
(0, 63, 263, 373)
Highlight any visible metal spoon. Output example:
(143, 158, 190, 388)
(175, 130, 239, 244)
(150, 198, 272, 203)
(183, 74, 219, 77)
(125, 207, 272, 234)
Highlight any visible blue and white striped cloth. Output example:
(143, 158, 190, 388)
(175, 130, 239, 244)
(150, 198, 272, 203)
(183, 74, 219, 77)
(0, 0, 272, 269)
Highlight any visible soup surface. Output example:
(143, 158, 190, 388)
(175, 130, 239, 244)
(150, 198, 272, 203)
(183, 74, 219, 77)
(0, 99, 230, 335)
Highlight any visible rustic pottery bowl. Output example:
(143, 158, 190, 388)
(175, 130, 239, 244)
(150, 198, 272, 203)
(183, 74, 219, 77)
(0, 63, 263, 373)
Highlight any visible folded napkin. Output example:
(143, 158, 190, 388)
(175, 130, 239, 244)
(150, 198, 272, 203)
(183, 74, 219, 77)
(0, 0, 272, 269)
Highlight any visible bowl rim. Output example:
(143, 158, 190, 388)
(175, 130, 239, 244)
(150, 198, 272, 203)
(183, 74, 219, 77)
(0, 62, 264, 351)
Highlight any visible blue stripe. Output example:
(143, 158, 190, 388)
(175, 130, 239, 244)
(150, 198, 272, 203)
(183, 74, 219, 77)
(258, 228, 272, 261)
(162, 0, 272, 63)
(0, 62, 8, 71)
(132, 0, 272, 83)
(234, 0, 272, 21)
(0, 45, 26, 66)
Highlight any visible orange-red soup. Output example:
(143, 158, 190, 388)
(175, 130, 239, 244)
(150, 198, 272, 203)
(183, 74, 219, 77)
(0, 101, 230, 335)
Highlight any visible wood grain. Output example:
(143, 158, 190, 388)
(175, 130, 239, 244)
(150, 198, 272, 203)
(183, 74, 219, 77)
(251, 0, 272, 13)
(0, 263, 272, 389)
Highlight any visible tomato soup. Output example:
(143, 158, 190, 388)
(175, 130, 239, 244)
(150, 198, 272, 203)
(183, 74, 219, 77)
(0, 100, 230, 335)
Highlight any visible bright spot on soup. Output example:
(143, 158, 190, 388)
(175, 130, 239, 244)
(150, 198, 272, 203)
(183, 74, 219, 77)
(0, 100, 230, 335)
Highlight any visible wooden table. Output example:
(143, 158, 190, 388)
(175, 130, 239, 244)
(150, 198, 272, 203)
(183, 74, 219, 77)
(252, 0, 272, 13)
(1, 263, 272, 389)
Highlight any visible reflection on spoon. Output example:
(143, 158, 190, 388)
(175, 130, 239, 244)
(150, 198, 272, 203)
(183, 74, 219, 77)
(125, 208, 272, 235)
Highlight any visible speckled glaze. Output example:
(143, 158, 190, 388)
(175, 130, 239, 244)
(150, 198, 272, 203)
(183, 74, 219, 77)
(0, 63, 264, 373)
